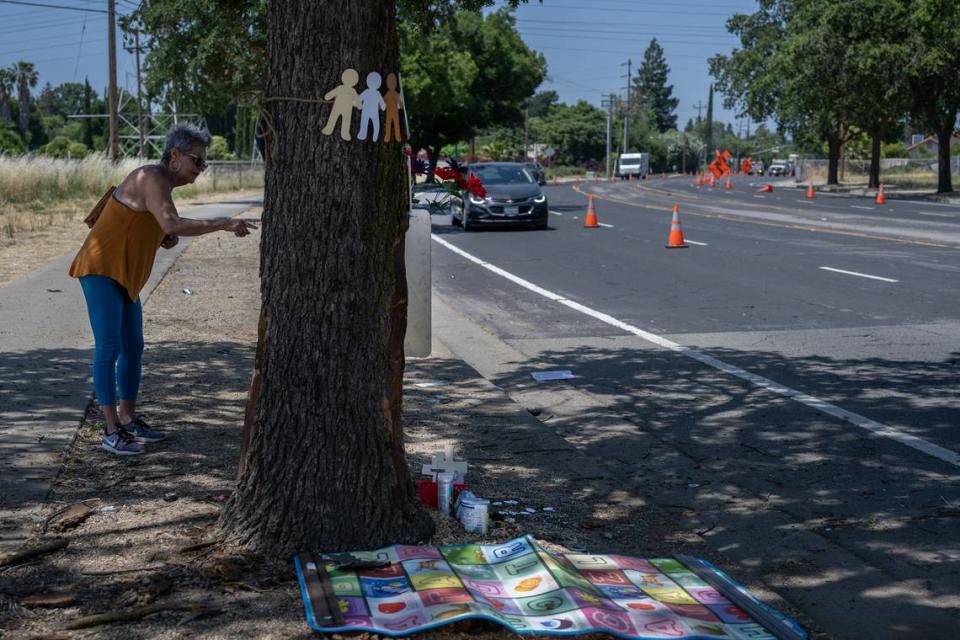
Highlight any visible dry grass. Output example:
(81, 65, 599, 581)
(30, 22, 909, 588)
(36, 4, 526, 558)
(0, 155, 264, 239)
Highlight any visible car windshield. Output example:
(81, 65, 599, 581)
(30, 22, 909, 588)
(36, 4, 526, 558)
(470, 165, 534, 185)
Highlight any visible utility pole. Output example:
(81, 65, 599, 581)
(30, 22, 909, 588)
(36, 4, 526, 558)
(621, 59, 631, 154)
(601, 94, 614, 178)
(107, 0, 119, 162)
(125, 26, 147, 158)
(692, 100, 705, 125)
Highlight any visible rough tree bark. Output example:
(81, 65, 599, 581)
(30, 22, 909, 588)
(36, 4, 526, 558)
(868, 131, 881, 190)
(827, 136, 841, 186)
(221, 0, 434, 556)
(936, 121, 954, 194)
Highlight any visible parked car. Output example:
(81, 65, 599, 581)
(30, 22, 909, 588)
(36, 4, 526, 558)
(523, 162, 546, 185)
(451, 162, 549, 231)
(767, 163, 788, 177)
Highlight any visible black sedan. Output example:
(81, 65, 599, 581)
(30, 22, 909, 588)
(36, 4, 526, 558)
(451, 163, 549, 230)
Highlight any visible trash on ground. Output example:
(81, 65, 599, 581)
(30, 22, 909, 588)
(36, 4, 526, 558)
(294, 535, 807, 640)
(532, 370, 575, 381)
(44, 500, 99, 532)
(414, 380, 448, 389)
(181, 288, 193, 295)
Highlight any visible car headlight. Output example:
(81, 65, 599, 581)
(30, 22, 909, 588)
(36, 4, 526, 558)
(469, 193, 486, 205)
(533, 193, 546, 203)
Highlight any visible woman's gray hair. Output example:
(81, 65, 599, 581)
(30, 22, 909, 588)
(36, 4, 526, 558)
(162, 123, 212, 163)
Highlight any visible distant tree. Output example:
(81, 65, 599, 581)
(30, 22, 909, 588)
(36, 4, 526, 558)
(13, 61, 38, 138)
(710, 0, 861, 185)
(527, 90, 559, 118)
(907, 0, 960, 193)
(633, 38, 679, 132)
(531, 100, 606, 165)
(402, 9, 546, 174)
(0, 67, 13, 124)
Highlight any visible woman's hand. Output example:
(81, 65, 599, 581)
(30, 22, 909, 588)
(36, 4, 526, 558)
(160, 234, 179, 249)
(222, 219, 258, 237)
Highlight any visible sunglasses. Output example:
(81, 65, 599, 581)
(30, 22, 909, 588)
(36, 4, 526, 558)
(183, 153, 207, 171)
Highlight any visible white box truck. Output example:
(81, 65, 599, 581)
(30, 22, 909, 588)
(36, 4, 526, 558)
(616, 153, 649, 179)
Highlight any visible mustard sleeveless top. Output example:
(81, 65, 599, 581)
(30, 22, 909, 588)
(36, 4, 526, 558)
(69, 191, 166, 301)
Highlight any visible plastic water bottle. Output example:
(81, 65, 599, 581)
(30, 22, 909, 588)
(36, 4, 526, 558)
(437, 472, 454, 515)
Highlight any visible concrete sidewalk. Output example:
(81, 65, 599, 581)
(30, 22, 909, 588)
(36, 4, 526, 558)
(0, 196, 261, 549)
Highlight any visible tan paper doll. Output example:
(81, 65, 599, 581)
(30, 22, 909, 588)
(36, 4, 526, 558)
(322, 68, 360, 141)
(383, 73, 404, 143)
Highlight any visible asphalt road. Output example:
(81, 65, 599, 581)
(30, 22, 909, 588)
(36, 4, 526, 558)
(428, 177, 960, 639)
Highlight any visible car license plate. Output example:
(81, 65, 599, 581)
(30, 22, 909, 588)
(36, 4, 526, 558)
(504, 206, 519, 216)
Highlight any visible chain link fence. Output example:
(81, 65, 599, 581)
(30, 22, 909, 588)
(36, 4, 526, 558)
(204, 161, 265, 191)
(797, 157, 959, 187)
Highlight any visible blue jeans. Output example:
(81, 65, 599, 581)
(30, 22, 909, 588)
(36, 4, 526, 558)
(79, 275, 144, 406)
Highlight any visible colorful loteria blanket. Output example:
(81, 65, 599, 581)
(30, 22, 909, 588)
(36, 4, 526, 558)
(295, 535, 806, 639)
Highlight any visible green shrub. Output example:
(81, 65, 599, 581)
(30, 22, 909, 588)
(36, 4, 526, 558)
(207, 135, 233, 160)
(0, 127, 25, 154)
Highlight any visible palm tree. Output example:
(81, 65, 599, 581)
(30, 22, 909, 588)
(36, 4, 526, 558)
(13, 61, 38, 136)
(0, 66, 13, 124)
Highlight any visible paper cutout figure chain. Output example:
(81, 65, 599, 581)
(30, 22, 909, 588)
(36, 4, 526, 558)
(320, 68, 406, 143)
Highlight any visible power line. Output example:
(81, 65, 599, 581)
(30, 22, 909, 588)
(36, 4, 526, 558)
(0, 38, 107, 57)
(73, 6, 88, 79)
(0, 0, 108, 13)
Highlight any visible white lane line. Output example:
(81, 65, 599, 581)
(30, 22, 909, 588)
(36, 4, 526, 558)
(752, 195, 766, 199)
(850, 205, 875, 211)
(549, 210, 564, 216)
(917, 211, 955, 218)
(597, 222, 615, 228)
(685, 239, 708, 246)
(432, 234, 959, 469)
(819, 266, 899, 283)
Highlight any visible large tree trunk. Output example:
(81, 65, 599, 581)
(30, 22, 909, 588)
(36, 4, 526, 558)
(936, 121, 954, 194)
(0, 86, 11, 123)
(220, 0, 433, 556)
(425, 143, 441, 184)
(17, 86, 28, 135)
(868, 130, 882, 189)
(827, 136, 841, 186)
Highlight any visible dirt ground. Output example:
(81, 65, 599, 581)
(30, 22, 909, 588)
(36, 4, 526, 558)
(0, 208, 818, 639)
(0, 189, 264, 288)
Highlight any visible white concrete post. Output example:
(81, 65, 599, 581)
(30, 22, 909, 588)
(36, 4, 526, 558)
(404, 208, 431, 357)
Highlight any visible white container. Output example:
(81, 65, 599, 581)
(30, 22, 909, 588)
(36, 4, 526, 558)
(437, 472, 454, 515)
(455, 490, 490, 535)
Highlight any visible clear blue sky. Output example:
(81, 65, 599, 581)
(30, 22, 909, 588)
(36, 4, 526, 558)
(0, 0, 139, 100)
(0, 0, 758, 131)
(495, 0, 760, 131)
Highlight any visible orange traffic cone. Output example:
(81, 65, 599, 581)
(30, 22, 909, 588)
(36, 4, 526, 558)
(806, 183, 815, 199)
(725, 178, 733, 190)
(875, 184, 886, 205)
(584, 195, 600, 228)
(708, 176, 716, 188)
(759, 184, 774, 193)
(694, 175, 703, 186)
(666, 204, 688, 249)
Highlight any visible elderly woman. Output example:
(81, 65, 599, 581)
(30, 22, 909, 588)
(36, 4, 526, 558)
(69, 124, 256, 455)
